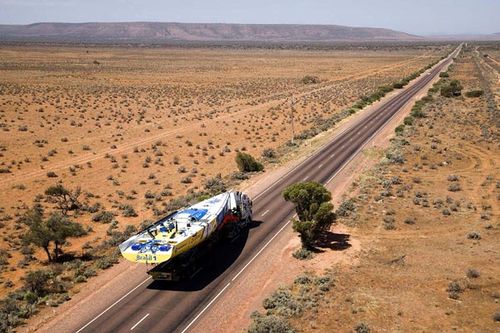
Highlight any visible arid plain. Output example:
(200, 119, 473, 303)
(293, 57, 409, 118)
(0, 44, 451, 308)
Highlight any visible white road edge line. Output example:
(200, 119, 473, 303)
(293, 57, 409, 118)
(180, 283, 231, 333)
(75, 277, 151, 333)
(232, 219, 291, 282)
(130, 313, 150, 331)
(325, 67, 439, 185)
(261, 209, 270, 217)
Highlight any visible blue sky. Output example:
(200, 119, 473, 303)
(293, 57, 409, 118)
(0, 0, 499, 35)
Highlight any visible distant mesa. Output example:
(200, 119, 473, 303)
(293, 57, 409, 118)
(0, 22, 421, 43)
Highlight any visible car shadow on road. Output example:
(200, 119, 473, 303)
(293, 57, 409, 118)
(146, 220, 263, 292)
(313, 231, 351, 252)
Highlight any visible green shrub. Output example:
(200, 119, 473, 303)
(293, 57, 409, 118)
(395, 124, 405, 135)
(294, 274, 313, 285)
(383, 216, 396, 230)
(410, 100, 427, 118)
(24, 269, 55, 296)
(447, 280, 463, 299)
(22, 291, 38, 305)
(336, 199, 356, 217)
(466, 268, 480, 278)
(204, 174, 227, 195)
(393, 82, 404, 89)
(301, 75, 320, 84)
(0, 249, 11, 266)
(83, 267, 97, 278)
(355, 323, 371, 333)
(421, 95, 434, 103)
(248, 312, 295, 333)
(441, 80, 463, 97)
(95, 256, 117, 270)
(231, 171, 249, 180)
(314, 275, 333, 291)
(123, 225, 138, 238)
(404, 217, 416, 225)
(411, 108, 425, 118)
(467, 231, 481, 240)
(403, 116, 414, 126)
(120, 205, 137, 217)
(0, 297, 23, 331)
(92, 210, 114, 223)
(261, 148, 277, 159)
(292, 248, 313, 260)
(235, 152, 264, 172)
(75, 275, 86, 283)
(448, 183, 461, 192)
(263, 288, 302, 317)
(439, 72, 449, 78)
(386, 152, 405, 164)
(465, 90, 484, 98)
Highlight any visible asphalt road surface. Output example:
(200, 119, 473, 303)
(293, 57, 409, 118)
(75, 45, 461, 333)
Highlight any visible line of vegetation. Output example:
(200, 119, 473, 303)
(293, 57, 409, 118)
(272, 50, 453, 157)
(392, 65, 463, 146)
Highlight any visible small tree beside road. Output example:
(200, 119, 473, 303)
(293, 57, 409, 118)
(282, 182, 336, 254)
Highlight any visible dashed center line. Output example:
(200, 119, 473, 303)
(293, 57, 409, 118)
(130, 313, 149, 331)
(302, 175, 309, 181)
(261, 209, 270, 217)
(318, 163, 323, 169)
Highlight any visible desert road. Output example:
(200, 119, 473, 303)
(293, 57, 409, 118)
(72, 45, 461, 333)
